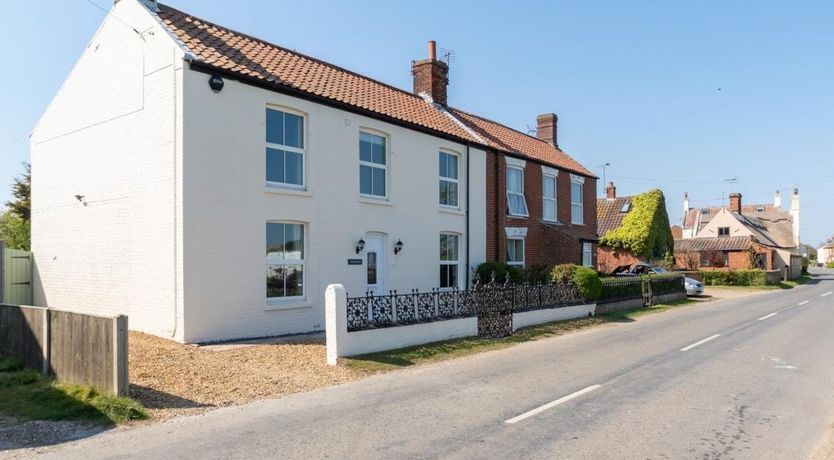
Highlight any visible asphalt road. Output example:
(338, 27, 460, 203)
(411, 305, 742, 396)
(30, 270, 834, 459)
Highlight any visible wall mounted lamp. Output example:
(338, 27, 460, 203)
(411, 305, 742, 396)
(208, 74, 224, 92)
(394, 239, 404, 255)
(355, 238, 366, 254)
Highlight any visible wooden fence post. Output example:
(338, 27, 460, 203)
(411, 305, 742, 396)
(113, 315, 128, 397)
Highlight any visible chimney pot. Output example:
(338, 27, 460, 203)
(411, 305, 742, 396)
(535, 113, 558, 147)
(605, 181, 616, 199)
(428, 40, 436, 60)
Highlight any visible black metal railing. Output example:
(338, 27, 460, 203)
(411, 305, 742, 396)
(346, 279, 584, 332)
(599, 274, 685, 304)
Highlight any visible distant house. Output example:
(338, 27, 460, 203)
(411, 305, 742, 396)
(675, 192, 801, 277)
(596, 182, 674, 274)
(818, 243, 834, 265)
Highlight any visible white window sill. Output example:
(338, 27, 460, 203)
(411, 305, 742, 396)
(265, 300, 312, 312)
(264, 185, 312, 197)
(571, 222, 585, 226)
(543, 219, 561, 224)
(359, 196, 393, 207)
(438, 206, 464, 216)
(508, 214, 528, 220)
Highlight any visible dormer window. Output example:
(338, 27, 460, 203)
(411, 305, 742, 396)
(718, 227, 730, 237)
(620, 201, 631, 213)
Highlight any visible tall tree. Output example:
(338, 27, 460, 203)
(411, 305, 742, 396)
(7, 162, 30, 220)
(1, 162, 31, 250)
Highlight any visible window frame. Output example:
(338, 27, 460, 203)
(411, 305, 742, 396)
(507, 237, 525, 269)
(359, 130, 388, 199)
(718, 227, 730, 237)
(506, 166, 529, 217)
(265, 107, 306, 190)
(438, 151, 460, 209)
(266, 221, 306, 302)
(582, 242, 593, 267)
(439, 233, 460, 289)
(570, 175, 585, 225)
(542, 173, 558, 222)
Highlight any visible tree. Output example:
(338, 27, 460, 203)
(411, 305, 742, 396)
(7, 162, 30, 220)
(0, 162, 31, 250)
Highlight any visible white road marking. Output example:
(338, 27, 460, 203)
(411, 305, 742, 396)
(680, 334, 721, 352)
(505, 385, 602, 424)
(798, 300, 809, 306)
(822, 291, 832, 297)
(758, 312, 778, 321)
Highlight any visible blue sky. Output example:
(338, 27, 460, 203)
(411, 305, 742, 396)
(1, 0, 832, 245)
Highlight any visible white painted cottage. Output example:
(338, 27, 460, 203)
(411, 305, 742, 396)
(31, 0, 594, 343)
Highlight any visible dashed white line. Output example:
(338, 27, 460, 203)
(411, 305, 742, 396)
(680, 334, 721, 352)
(504, 384, 602, 424)
(822, 291, 832, 297)
(798, 300, 809, 306)
(758, 312, 778, 321)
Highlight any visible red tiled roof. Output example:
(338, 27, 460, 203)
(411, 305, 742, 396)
(154, 3, 594, 177)
(596, 196, 632, 237)
(448, 109, 594, 176)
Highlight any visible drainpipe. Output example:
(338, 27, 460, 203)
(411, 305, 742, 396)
(465, 143, 470, 287)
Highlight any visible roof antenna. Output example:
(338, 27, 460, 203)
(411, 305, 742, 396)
(439, 48, 456, 66)
(526, 125, 538, 136)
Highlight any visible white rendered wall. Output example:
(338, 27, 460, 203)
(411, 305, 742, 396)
(181, 69, 487, 342)
(30, 0, 186, 340)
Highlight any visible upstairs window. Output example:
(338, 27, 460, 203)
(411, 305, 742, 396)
(506, 167, 528, 217)
(439, 233, 460, 288)
(542, 173, 557, 222)
(359, 132, 387, 198)
(265, 108, 304, 187)
(570, 175, 585, 224)
(718, 227, 730, 237)
(439, 152, 459, 207)
(266, 222, 305, 299)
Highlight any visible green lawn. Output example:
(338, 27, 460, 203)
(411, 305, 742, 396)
(0, 356, 147, 425)
(343, 299, 696, 374)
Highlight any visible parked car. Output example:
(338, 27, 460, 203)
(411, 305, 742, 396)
(616, 264, 704, 296)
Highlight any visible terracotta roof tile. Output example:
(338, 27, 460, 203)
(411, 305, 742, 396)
(154, 3, 594, 176)
(596, 196, 632, 237)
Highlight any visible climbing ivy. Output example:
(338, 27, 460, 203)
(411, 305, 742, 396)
(599, 189, 674, 262)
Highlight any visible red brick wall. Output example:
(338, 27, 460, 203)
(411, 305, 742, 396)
(673, 245, 772, 271)
(486, 151, 598, 268)
(597, 247, 642, 274)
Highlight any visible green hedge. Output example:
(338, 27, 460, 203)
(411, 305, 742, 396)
(598, 189, 674, 262)
(551, 264, 602, 301)
(826, 261, 834, 269)
(701, 269, 768, 286)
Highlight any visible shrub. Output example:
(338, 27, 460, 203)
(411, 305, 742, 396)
(701, 269, 767, 286)
(826, 261, 834, 269)
(522, 264, 552, 284)
(475, 261, 522, 284)
(551, 264, 602, 301)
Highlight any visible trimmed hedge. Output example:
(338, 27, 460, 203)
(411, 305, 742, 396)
(701, 269, 768, 286)
(551, 264, 602, 301)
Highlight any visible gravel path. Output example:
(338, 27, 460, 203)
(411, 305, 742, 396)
(128, 332, 362, 420)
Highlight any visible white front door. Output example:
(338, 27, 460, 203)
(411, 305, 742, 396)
(364, 234, 386, 295)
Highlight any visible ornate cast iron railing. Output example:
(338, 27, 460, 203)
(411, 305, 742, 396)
(346, 278, 585, 333)
(599, 274, 685, 304)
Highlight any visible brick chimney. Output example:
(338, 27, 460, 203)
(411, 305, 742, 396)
(729, 192, 742, 214)
(774, 190, 782, 208)
(536, 113, 558, 147)
(605, 181, 616, 199)
(412, 41, 449, 106)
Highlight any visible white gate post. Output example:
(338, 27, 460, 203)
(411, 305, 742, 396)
(325, 284, 347, 366)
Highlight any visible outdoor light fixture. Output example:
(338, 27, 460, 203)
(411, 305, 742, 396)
(355, 238, 366, 254)
(394, 239, 404, 255)
(208, 74, 224, 92)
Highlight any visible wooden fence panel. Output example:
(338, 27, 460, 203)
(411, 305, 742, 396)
(0, 304, 127, 396)
(0, 304, 47, 372)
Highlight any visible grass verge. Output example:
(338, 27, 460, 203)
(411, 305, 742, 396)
(343, 299, 696, 374)
(0, 357, 148, 425)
